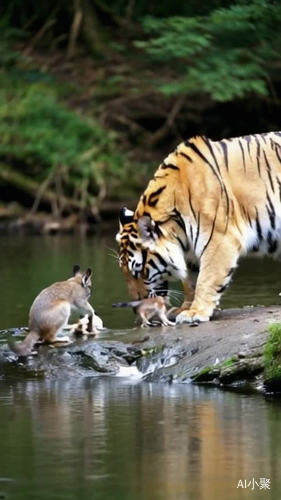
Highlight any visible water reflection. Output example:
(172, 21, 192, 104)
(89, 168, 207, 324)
(0, 378, 280, 500)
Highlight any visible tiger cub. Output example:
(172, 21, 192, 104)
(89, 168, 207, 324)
(113, 296, 175, 327)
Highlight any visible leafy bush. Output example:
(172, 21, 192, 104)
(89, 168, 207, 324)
(136, 0, 281, 102)
(0, 73, 129, 213)
(264, 323, 281, 383)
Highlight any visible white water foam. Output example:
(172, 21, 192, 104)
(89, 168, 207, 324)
(116, 365, 144, 379)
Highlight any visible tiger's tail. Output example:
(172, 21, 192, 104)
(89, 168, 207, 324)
(112, 300, 142, 309)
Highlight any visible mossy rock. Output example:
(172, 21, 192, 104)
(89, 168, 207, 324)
(219, 358, 264, 384)
(264, 323, 281, 391)
(192, 366, 220, 382)
(221, 355, 238, 367)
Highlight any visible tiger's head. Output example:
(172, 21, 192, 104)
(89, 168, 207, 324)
(116, 207, 188, 300)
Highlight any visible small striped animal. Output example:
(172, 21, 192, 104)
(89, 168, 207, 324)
(113, 296, 175, 327)
(116, 132, 281, 325)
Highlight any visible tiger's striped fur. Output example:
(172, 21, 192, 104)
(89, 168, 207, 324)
(117, 132, 281, 324)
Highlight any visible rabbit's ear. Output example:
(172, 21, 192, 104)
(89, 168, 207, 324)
(82, 268, 92, 287)
(73, 264, 80, 276)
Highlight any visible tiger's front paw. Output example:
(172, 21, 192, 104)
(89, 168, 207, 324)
(176, 309, 210, 325)
(167, 302, 192, 321)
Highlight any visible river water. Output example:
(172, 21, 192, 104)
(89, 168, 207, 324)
(0, 234, 281, 500)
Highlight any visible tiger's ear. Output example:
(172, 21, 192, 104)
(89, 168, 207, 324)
(116, 207, 134, 242)
(119, 207, 134, 227)
(138, 216, 157, 243)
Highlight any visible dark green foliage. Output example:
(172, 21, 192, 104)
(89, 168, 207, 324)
(0, 18, 25, 68)
(136, 0, 281, 101)
(1, 0, 281, 217)
(0, 71, 128, 213)
(0, 17, 133, 214)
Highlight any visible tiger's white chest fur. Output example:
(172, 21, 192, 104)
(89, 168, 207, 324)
(244, 211, 281, 258)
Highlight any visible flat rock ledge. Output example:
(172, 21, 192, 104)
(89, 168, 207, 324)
(1, 306, 281, 395)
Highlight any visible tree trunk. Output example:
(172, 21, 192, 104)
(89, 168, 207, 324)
(80, 0, 106, 58)
(66, 0, 83, 60)
(0, 164, 83, 212)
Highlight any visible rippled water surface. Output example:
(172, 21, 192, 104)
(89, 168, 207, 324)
(0, 379, 281, 500)
(0, 233, 281, 330)
(1, 234, 281, 500)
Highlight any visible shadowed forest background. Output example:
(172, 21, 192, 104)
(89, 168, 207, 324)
(0, 0, 281, 230)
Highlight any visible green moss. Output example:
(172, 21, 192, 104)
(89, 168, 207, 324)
(141, 345, 164, 357)
(221, 356, 238, 368)
(192, 365, 219, 382)
(264, 323, 281, 382)
(192, 358, 238, 383)
(197, 366, 212, 376)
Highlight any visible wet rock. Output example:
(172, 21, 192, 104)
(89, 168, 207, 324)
(1, 305, 281, 394)
(264, 377, 281, 393)
(0, 334, 141, 379)
(191, 366, 220, 382)
(218, 357, 264, 384)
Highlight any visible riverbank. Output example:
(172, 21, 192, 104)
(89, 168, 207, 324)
(0, 207, 124, 235)
(1, 305, 281, 395)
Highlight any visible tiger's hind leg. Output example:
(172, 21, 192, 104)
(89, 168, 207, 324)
(176, 240, 239, 325)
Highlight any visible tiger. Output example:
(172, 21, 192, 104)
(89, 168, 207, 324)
(116, 131, 281, 325)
